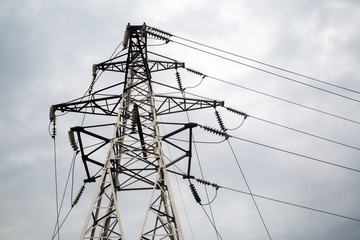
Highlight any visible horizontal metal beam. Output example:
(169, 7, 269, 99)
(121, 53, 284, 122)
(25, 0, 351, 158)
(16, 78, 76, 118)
(52, 94, 122, 116)
(155, 95, 224, 115)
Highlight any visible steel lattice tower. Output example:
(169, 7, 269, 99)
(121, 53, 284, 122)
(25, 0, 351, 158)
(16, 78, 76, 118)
(51, 23, 224, 240)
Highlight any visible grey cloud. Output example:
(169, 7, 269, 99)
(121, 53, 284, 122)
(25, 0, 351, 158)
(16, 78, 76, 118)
(1, 0, 360, 240)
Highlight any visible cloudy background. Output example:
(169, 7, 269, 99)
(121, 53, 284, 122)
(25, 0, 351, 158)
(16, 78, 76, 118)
(1, 0, 360, 239)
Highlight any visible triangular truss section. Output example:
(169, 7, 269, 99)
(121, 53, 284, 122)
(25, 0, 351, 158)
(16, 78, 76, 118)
(140, 166, 183, 240)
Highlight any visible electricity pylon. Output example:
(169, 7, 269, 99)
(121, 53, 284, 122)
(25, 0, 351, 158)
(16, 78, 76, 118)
(51, 23, 224, 240)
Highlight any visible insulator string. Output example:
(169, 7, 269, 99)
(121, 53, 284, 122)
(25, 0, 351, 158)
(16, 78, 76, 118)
(189, 181, 202, 204)
(68, 130, 79, 152)
(72, 185, 85, 207)
(175, 69, 184, 91)
(214, 109, 227, 132)
(200, 125, 229, 139)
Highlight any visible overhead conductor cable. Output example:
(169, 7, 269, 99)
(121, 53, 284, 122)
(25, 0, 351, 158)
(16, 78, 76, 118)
(172, 33, 360, 96)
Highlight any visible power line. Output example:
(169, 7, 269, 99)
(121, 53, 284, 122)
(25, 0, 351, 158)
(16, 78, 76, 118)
(172, 40, 360, 104)
(230, 134, 360, 173)
(52, 207, 74, 240)
(222, 104, 360, 151)
(52, 152, 78, 240)
(52, 138, 60, 240)
(172, 35, 360, 95)
(198, 123, 360, 174)
(227, 140, 273, 240)
(200, 205, 223, 240)
(247, 115, 360, 151)
(163, 110, 360, 155)
(220, 186, 360, 222)
(207, 75, 360, 125)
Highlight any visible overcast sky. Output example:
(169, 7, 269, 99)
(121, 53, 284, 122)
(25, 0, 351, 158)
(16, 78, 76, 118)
(1, 0, 360, 239)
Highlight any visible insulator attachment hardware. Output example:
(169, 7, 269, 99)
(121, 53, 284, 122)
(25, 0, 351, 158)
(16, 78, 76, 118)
(200, 125, 229, 139)
(68, 130, 79, 152)
(214, 109, 227, 132)
(189, 182, 201, 204)
(225, 107, 248, 119)
(72, 185, 85, 207)
(175, 70, 184, 91)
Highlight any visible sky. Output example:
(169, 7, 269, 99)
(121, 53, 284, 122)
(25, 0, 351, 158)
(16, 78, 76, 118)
(0, 0, 360, 239)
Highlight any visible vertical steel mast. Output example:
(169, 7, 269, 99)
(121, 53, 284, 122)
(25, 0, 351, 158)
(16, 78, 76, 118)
(51, 23, 224, 240)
